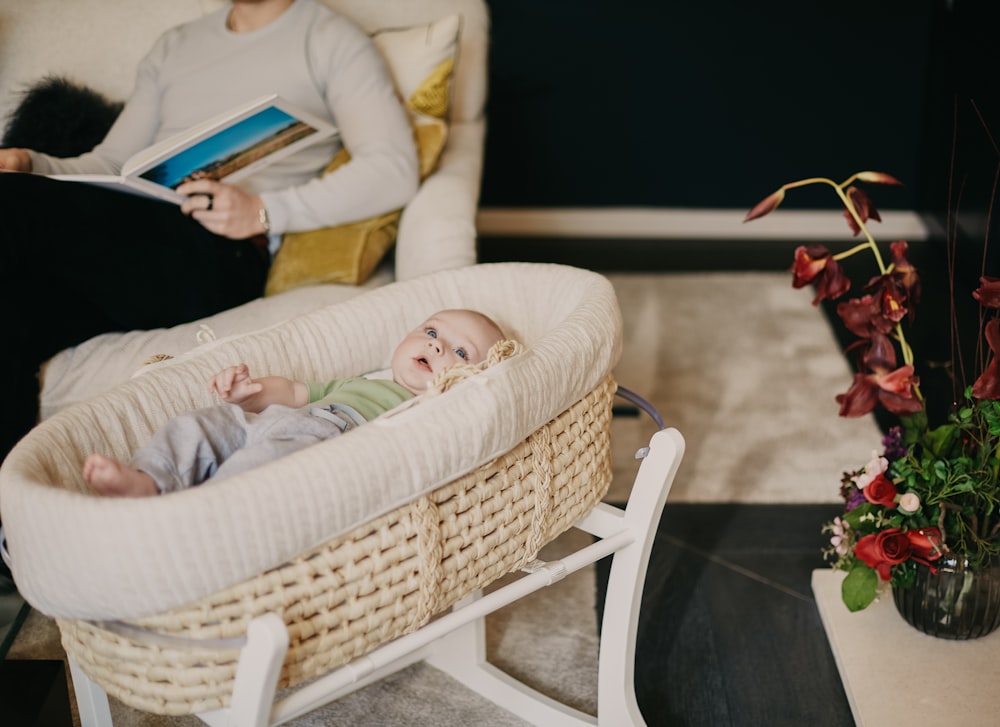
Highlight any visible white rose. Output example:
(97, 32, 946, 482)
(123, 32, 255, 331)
(898, 492, 921, 514)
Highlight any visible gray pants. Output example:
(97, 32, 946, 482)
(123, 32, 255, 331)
(131, 404, 353, 494)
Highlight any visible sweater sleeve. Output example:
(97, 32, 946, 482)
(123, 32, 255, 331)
(258, 13, 419, 234)
(27, 36, 167, 176)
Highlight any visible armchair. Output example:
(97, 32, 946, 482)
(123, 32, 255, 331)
(0, 0, 488, 421)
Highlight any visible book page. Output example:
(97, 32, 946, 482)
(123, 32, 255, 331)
(124, 95, 338, 191)
(48, 96, 337, 204)
(47, 174, 181, 203)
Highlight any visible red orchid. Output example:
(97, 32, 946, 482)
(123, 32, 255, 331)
(869, 274, 910, 325)
(843, 186, 882, 236)
(970, 277, 1000, 399)
(791, 245, 850, 304)
(854, 171, 904, 186)
(837, 366, 922, 417)
(828, 245, 916, 339)
(972, 319, 1000, 400)
(836, 294, 897, 338)
(791, 244, 831, 286)
(972, 276, 1000, 308)
(836, 333, 921, 417)
(743, 188, 785, 222)
(749, 169, 1000, 423)
(746, 173, 927, 419)
(889, 240, 921, 308)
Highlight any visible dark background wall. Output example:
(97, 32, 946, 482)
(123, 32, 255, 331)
(478, 0, 999, 425)
(902, 0, 1000, 424)
(480, 0, 934, 212)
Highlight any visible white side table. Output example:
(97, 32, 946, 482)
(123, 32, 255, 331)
(812, 569, 1000, 726)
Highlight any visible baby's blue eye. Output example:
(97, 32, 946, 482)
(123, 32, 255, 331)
(455, 348, 468, 360)
(426, 328, 437, 338)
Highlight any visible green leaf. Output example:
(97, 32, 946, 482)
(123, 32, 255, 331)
(842, 562, 878, 611)
(843, 503, 877, 531)
(900, 412, 927, 444)
(891, 561, 916, 588)
(924, 423, 959, 459)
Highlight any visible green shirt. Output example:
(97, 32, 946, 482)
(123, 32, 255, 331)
(306, 377, 413, 423)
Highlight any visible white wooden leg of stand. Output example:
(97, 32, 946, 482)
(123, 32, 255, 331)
(221, 613, 289, 727)
(595, 427, 684, 726)
(428, 428, 684, 727)
(428, 592, 598, 726)
(68, 657, 114, 727)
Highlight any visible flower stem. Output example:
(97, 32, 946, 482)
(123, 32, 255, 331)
(784, 175, 915, 372)
(782, 176, 889, 272)
(832, 241, 875, 260)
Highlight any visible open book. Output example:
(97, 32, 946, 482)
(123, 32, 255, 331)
(50, 95, 338, 204)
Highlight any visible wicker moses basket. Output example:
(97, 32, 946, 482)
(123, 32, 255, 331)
(0, 262, 685, 726)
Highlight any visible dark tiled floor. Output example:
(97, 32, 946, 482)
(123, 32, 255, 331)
(0, 658, 71, 727)
(600, 503, 855, 727)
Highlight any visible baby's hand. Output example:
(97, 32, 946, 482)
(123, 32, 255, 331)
(210, 364, 263, 404)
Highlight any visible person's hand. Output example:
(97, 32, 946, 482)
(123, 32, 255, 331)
(177, 179, 268, 240)
(210, 363, 262, 404)
(0, 148, 33, 172)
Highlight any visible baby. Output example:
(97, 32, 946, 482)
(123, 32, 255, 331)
(83, 308, 504, 496)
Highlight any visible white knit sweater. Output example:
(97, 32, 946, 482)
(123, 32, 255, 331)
(28, 0, 419, 236)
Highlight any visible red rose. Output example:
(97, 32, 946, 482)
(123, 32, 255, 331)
(905, 528, 944, 569)
(854, 528, 910, 580)
(863, 474, 899, 508)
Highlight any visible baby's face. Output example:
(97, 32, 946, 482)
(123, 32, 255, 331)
(391, 310, 503, 394)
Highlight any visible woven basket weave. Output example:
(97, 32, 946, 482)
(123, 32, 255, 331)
(58, 375, 616, 716)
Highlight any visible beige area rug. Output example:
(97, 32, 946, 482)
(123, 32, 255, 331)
(7, 271, 881, 725)
(607, 271, 884, 504)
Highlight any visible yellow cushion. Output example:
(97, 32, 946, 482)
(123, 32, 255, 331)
(265, 14, 460, 295)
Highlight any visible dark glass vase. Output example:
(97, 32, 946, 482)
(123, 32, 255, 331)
(893, 556, 1000, 640)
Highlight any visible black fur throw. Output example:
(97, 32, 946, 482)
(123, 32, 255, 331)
(2, 75, 123, 156)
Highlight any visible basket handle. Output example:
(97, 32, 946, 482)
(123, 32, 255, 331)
(0, 525, 11, 571)
(615, 385, 665, 459)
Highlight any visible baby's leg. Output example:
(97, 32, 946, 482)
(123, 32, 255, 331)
(130, 404, 251, 493)
(83, 454, 158, 497)
(211, 406, 345, 482)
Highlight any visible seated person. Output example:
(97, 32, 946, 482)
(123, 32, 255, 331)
(0, 0, 419, 461)
(83, 309, 504, 496)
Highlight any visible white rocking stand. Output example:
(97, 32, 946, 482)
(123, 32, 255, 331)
(69, 427, 685, 727)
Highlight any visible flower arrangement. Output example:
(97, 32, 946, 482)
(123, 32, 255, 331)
(746, 172, 1000, 611)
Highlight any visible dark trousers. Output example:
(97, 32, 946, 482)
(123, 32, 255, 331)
(1, 173, 269, 460)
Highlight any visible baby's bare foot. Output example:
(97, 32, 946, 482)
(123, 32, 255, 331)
(83, 454, 158, 497)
